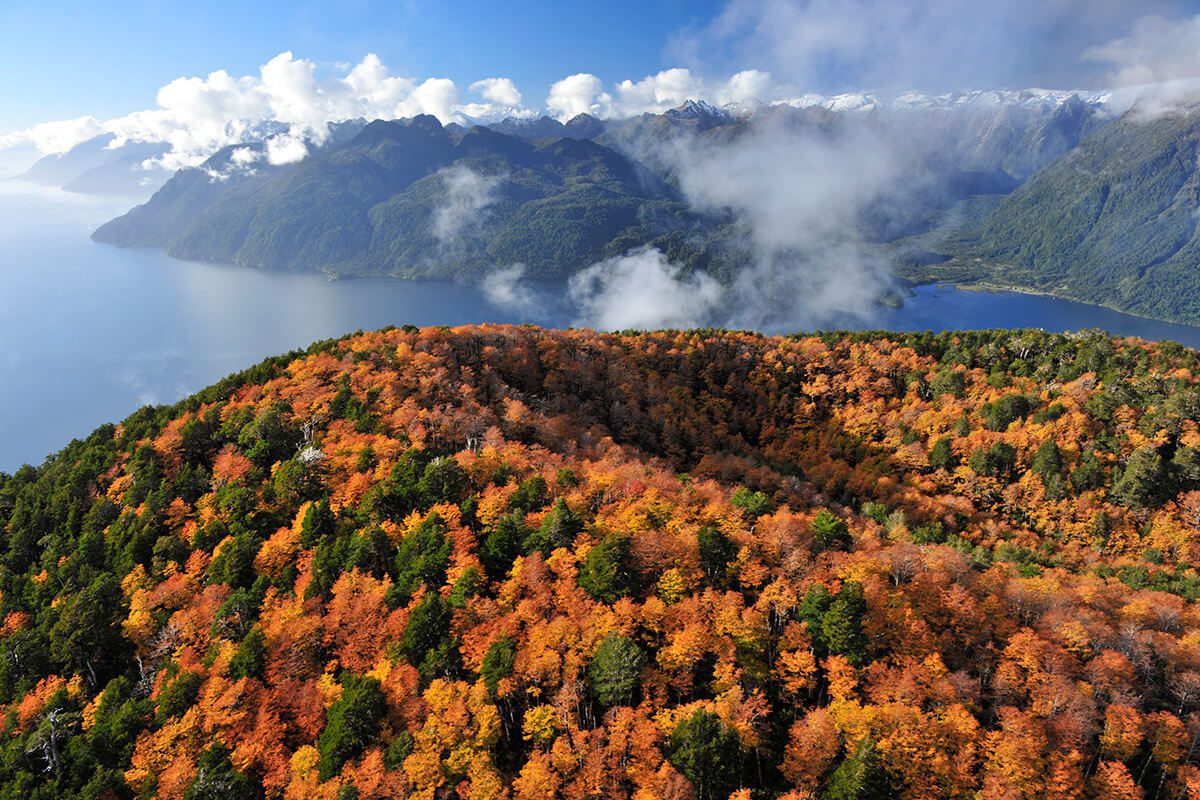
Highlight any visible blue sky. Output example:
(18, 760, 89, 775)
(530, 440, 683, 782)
(4, 0, 1200, 141)
(0, 0, 722, 129)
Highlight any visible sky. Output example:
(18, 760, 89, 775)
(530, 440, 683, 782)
(4, 0, 1200, 165)
(0, 0, 722, 130)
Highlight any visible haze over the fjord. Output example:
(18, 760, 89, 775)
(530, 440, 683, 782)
(9, 0, 1200, 331)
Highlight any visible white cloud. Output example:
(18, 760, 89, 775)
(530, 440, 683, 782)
(432, 165, 501, 245)
(230, 146, 261, 165)
(568, 247, 724, 330)
(482, 264, 540, 313)
(546, 67, 781, 120)
(0, 116, 106, 154)
(265, 135, 309, 165)
(470, 77, 523, 106)
(613, 68, 707, 113)
(547, 73, 614, 120)
(0, 52, 530, 170)
(716, 69, 774, 106)
(1085, 15, 1200, 116)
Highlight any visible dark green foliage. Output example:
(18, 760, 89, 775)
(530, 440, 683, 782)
(399, 593, 457, 683)
(1030, 440, 1062, 481)
(184, 744, 260, 800)
(210, 587, 260, 641)
(822, 739, 891, 800)
(374, 448, 430, 517)
(524, 498, 582, 557)
(316, 675, 386, 781)
(1071, 450, 1105, 492)
(481, 636, 516, 696)
(156, 669, 202, 722)
(589, 633, 644, 707)
(1110, 446, 1167, 508)
(389, 513, 451, 606)
(238, 406, 296, 468)
(207, 532, 262, 590)
(124, 444, 164, 506)
(49, 574, 129, 688)
(383, 732, 414, 770)
(798, 584, 834, 654)
(417, 456, 467, 507)
(447, 567, 483, 608)
(983, 393, 1032, 432)
(928, 437, 955, 471)
(811, 510, 851, 552)
(578, 534, 634, 603)
(480, 510, 528, 578)
(928, 369, 966, 399)
(509, 475, 549, 512)
(227, 626, 266, 681)
(697, 525, 737, 586)
(272, 457, 325, 508)
(300, 497, 335, 547)
(667, 711, 744, 800)
(969, 441, 1018, 481)
(822, 581, 869, 666)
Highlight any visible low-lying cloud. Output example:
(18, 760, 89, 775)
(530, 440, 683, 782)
(481, 264, 540, 315)
(568, 247, 724, 330)
(432, 165, 501, 246)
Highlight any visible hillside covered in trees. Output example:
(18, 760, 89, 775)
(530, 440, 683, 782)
(6, 324, 1200, 799)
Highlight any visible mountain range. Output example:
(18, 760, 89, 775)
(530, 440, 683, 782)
(14, 134, 172, 196)
(91, 92, 1110, 284)
(75, 89, 1200, 324)
(92, 115, 722, 279)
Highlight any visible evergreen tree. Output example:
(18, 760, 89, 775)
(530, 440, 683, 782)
(316, 675, 387, 781)
(822, 581, 869, 665)
(667, 711, 743, 800)
(589, 633, 644, 707)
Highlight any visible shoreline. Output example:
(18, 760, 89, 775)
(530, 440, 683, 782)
(907, 277, 1200, 331)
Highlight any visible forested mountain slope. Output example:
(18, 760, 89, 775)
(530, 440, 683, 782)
(5, 325, 1200, 798)
(90, 94, 1107, 285)
(927, 105, 1200, 323)
(92, 117, 720, 280)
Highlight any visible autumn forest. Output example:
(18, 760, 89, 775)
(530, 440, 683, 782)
(4, 323, 1200, 800)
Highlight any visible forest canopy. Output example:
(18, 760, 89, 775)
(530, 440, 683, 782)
(3, 324, 1200, 798)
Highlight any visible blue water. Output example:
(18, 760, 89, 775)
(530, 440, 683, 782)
(4, 184, 1200, 471)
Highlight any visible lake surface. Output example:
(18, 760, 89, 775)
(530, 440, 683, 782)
(5, 184, 1200, 471)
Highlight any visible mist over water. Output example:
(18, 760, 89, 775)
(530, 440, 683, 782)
(5, 183, 1200, 472)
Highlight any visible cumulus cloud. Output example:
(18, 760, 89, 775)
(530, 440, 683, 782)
(568, 247, 724, 330)
(0, 52, 530, 170)
(547, 73, 613, 120)
(470, 78, 523, 107)
(432, 165, 502, 245)
(546, 67, 780, 120)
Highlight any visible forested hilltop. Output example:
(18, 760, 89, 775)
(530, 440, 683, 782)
(7, 325, 1200, 798)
